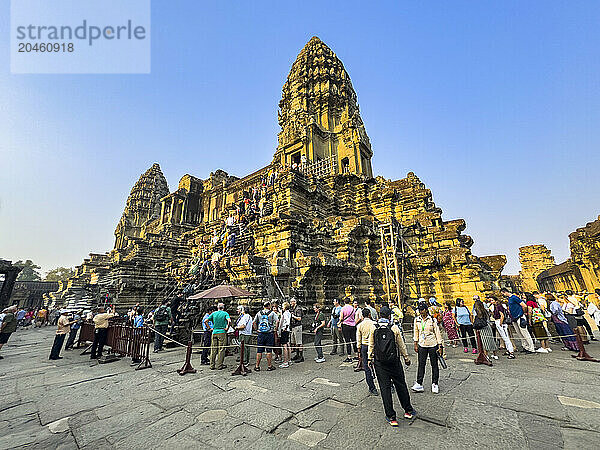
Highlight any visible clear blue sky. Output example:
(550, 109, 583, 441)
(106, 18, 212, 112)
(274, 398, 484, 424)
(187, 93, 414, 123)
(1, 1, 599, 276)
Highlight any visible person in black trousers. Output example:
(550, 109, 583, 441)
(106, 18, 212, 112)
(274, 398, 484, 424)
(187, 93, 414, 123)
(368, 306, 416, 427)
(90, 307, 115, 359)
(49, 310, 73, 360)
(64, 310, 82, 350)
(201, 306, 215, 365)
(412, 303, 444, 393)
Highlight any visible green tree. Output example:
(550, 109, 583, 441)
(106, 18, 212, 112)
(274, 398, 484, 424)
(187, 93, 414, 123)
(14, 260, 42, 281)
(45, 267, 75, 282)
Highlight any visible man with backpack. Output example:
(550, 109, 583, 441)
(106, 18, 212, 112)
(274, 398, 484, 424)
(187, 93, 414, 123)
(253, 301, 278, 371)
(368, 306, 416, 427)
(153, 300, 172, 353)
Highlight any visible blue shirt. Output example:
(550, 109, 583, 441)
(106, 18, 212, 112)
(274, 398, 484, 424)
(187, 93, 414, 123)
(71, 314, 81, 330)
(201, 313, 213, 332)
(331, 306, 342, 328)
(454, 306, 472, 325)
(134, 315, 144, 328)
(508, 295, 524, 319)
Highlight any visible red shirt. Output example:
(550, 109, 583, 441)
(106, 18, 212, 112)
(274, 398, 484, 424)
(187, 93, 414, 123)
(526, 300, 537, 310)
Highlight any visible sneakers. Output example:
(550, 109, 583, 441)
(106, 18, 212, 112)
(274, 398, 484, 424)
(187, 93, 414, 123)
(411, 382, 424, 392)
(315, 357, 326, 363)
(507, 353, 515, 359)
(431, 383, 439, 394)
(463, 347, 469, 353)
(329, 350, 338, 355)
(385, 416, 399, 427)
(369, 388, 379, 396)
(472, 349, 478, 354)
(536, 348, 548, 353)
(279, 362, 290, 368)
(343, 357, 353, 363)
(491, 355, 499, 360)
(404, 410, 417, 420)
(547, 348, 553, 352)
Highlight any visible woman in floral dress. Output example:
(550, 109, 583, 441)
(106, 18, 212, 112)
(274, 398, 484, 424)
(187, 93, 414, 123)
(442, 302, 459, 347)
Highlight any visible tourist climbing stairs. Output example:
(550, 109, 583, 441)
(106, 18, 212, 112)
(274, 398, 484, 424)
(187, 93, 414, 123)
(230, 224, 254, 257)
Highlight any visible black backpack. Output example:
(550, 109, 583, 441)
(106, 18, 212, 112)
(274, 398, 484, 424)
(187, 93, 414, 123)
(373, 324, 398, 363)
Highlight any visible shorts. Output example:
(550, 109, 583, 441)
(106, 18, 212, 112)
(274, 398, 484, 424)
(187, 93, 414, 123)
(257, 332, 274, 354)
(0, 332, 12, 344)
(291, 326, 302, 346)
(531, 322, 548, 340)
(280, 330, 290, 345)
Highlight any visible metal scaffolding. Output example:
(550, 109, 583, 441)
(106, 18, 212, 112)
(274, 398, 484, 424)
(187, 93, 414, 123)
(378, 218, 418, 306)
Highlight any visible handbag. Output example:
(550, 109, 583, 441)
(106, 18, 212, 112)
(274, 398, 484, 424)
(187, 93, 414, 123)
(503, 308, 513, 325)
(473, 316, 487, 330)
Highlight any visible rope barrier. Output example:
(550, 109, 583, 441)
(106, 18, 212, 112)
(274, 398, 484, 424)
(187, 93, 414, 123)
(145, 324, 587, 352)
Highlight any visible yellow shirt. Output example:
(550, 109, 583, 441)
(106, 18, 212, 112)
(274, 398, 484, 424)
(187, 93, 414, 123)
(93, 313, 114, 329)
(356, 318, 376, 348)
(56, 316, 71, 335)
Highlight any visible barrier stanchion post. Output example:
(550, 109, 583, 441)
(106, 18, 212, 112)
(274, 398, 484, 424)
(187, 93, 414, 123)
(177, 341, 197, 375)
(136, 327, 152, 370)
(231, 340, 252, 376)
(474, 330, 492, 366)
(572, 328, 599, 363)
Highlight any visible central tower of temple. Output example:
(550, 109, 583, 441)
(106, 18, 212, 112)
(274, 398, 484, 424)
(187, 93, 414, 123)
(273, 36, 373, 177)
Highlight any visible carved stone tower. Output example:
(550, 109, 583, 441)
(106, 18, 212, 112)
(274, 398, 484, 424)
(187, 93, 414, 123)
(114, 163, 169, 249)
(274, 36, 373, 177)
(518, 244, 556, 292)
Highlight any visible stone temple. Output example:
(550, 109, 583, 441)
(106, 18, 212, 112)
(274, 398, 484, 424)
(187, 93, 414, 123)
(46, 37, 507, 312)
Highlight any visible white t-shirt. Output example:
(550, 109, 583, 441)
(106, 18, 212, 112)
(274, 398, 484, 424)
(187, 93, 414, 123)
(238, 313, 253, 335)
(279, 310, 291, 332)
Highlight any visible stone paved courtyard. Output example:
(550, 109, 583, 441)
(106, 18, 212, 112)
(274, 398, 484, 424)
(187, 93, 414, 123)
(1, 327, 599, 449)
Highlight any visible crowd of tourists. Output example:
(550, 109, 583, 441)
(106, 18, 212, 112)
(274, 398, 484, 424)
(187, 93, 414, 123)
(1, 286, 599, 427)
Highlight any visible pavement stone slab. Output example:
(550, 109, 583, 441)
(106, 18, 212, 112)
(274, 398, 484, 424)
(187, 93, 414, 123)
(288, 428, 327, 447)
(73, 402, 163, 447)
(228, 398, 293, 432)
(112, 410, 196, 449)
(205, 422, 265, 448)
